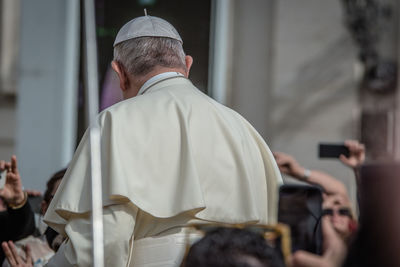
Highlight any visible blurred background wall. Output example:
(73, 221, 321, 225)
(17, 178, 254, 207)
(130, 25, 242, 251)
(270, 0, 359, 204)
(0, 0, 20, 162)
(0, 0, 79, 190)
(213, 0, 360, 205)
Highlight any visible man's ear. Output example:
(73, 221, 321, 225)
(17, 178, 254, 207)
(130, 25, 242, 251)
(184, 55, 193, 78)
(111, 60, 130, 91)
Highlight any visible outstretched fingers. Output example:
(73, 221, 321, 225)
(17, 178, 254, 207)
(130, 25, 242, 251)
(25, 245, 32, 265)
(10, 155, 18, 174)
(2, 241, 33, 267)
(2, 241, 18, 266)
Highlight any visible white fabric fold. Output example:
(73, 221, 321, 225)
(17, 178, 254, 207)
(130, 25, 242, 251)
(44, 76, 282, 237)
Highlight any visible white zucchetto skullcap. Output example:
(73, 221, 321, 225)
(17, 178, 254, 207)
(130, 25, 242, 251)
(113, 15, 183, 47)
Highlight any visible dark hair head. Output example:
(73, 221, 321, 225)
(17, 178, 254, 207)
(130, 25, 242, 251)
(182, 227, 285, 267)
(43, 168, 67, 204)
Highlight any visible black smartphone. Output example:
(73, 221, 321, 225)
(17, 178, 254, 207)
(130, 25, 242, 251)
(319, 143, 349, 158)
(278, 185, 323, 255)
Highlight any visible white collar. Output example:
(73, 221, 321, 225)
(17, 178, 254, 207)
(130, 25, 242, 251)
(138, 72, 185, 95)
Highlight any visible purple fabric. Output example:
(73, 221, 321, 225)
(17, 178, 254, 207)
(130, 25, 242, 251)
(100, 66, 123, 111)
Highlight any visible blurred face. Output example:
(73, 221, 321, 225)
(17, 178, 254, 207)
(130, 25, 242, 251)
(50, 179, 62, 200)
(323, 195, 353, 239)
(41, 178, 62, 215)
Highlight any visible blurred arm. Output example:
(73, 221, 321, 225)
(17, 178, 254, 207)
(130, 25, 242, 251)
(274, 152, 349, 198)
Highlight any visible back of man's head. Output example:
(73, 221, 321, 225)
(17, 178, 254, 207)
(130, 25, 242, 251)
(182, 227, 285, 267)
(113, 16, 187, 77)
(114, 36, 186, 76)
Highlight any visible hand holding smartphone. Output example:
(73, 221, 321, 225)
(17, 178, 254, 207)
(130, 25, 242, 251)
(0, 170, 6, 189)
(319, 143, 349, 158)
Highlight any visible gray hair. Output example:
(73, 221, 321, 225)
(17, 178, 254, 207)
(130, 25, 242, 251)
(113, 37, 187, 76)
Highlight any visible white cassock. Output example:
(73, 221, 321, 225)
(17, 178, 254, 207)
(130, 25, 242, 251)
(44, 73, 283, 266)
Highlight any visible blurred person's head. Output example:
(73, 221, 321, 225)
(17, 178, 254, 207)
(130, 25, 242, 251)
(182, 227, 285, 267)
(111, 16, 193, 99)
(322, 195, 356, 242)
(41, 168, 66, 215)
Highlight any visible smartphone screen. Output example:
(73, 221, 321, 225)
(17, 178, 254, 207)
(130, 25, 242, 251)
(278, 185, 323, 254)
(319, 143, 349, 158)
(0, 170, 6, 189)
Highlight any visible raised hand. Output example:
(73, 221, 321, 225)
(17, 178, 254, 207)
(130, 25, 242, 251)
(273, 152, 305, 179)
(339, 140, 365, 169)
(2, 241, 33, 267)
(0, 156, 25, 207)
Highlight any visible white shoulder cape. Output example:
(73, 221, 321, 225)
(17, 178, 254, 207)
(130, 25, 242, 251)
(44, 77, 282, 235)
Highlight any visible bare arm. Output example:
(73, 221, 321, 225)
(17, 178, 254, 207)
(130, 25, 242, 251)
(273, 152, 349, 198)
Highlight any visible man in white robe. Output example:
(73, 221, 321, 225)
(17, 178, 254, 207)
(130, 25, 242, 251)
(42, 15, 283, 266)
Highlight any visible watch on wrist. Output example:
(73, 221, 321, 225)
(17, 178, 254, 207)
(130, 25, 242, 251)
(303, 169, 311, 180)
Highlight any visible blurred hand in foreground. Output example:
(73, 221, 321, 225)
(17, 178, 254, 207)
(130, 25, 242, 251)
(290, 216, 347, 267)
(2, 241, 33, 267)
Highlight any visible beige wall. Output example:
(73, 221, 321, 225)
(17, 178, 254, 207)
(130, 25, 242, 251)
(0, 0, 19, 161)
(271, 0, 358, 205)
(229, 0, 275, 140)
(226, 0, 359, 206)
(16, 0, 79, 191)
(0, 99, 16, 160)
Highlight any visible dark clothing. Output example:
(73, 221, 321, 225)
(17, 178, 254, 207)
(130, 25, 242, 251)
(44, 226, 59, 249)
(0, 201, 36, 263)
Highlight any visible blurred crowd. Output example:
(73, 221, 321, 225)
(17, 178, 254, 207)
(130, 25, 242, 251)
(0, 157, 66, 266)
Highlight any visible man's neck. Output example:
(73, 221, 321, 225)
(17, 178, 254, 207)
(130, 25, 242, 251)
(124, 67, 186, 99)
